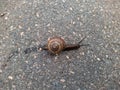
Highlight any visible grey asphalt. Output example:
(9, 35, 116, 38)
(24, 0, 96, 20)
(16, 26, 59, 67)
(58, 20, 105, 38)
(0, 0, 120, 90)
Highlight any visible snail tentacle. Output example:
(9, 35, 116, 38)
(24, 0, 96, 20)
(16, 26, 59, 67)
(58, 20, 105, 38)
(78, 36, 87, 45)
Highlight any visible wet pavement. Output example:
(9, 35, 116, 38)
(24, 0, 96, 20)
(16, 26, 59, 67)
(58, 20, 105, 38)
(0, 0, 120, 90)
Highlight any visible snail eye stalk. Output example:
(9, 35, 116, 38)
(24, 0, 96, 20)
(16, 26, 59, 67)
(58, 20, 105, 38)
(78, 36, 87, 45)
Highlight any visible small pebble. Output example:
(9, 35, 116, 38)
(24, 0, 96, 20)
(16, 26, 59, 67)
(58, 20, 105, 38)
(8, 76, 13, 80)
(55, 56, 58, 60)
(106, 55, 109, 58)
(97, 57, 101, 61)
(72, 21, 75, 24)
(35, 24, 38, 26)
(62, 0, 66, 3)
(0, 69, 2, 73)
(18, 25, 22, 29)
(25, 61, 28, 63)
(69, 7, 73, 11)
(73, 31, 76, 35)
(63, 85, 66, 88)
(80, 52, 85, 55)
(4, 17, 8, 20)
(66, 55, 70, 59)
(60, 79, 65, 82)
(0, 12, 6, 17)
(47, 23, 50, 27)
(20, 32, 24, 36)
(39, 48, 42, 51)
(69, 70, 75, 74)
(36, 12, 40, 17)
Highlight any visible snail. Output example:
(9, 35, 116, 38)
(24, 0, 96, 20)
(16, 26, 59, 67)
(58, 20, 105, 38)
(9, 36, 88, 60)
(41, 36, 87, 54)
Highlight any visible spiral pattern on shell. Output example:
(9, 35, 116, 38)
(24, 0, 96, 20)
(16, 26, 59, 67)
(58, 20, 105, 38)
(47, 37, 65, 54)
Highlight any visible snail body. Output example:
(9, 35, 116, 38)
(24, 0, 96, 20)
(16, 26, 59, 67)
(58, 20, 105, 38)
(42, 36, 86, 54)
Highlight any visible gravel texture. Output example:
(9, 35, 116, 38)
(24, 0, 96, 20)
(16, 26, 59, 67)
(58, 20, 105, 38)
(0, 0, 120, 90)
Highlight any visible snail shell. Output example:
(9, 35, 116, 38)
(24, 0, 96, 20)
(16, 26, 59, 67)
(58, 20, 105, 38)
(47, 37, 65, 54)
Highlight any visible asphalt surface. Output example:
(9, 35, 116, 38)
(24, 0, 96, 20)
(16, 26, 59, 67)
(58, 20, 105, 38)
(0, 0, 120, 90)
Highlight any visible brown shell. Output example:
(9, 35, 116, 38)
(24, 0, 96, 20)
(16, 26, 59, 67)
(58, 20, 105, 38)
(47, 37, 66, 54)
